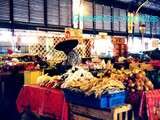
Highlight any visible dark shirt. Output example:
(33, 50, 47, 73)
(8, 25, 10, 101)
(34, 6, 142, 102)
(64, 50, 81, 66)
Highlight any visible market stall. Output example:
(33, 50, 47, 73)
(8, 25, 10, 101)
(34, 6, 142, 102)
(15, 55, 156, 120)
(7, 36, 156, 119)
(0, 30, 158, 120)
(0, 33, 158, 120)
(0, 0, 160, 119)
(0, 53, 49, 119)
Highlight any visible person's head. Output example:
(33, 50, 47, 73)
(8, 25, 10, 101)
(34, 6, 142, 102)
(64, 48, 73, 55)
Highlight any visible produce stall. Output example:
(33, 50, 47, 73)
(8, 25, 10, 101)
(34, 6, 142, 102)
(0, 54, 49, 119)
(15, 55, 156, 120)
(0, 36, 159, 120)
(0, 0, 159, 119)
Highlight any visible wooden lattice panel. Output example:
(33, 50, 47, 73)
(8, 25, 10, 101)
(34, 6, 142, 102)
(83, 39, 92, 57)
(29, 35, 66, 59)
(29, 33, 92, 60)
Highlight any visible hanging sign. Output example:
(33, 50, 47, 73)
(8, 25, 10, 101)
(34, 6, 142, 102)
(112, 37, 125, 44)
(65, 28, 83, 40)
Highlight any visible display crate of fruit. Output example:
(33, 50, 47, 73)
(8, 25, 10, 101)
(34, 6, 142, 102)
(63, 89, 126, 109)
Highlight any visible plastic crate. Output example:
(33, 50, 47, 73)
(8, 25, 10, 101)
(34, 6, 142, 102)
(63, 89, 126, 109)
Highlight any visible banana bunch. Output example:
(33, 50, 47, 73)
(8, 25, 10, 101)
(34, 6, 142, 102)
(37, 74, 53, 85)
(62, 78, 98, 91)
(87, 78, 125, 97)
(37, 74, 62, 88)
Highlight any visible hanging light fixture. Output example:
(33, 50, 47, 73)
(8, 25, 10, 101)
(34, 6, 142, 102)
(139, 24, 146, 34)
(133, 0, 148, 52)
(135, 0, 149, 14)
(132, 0, 149, 32)
(139, 23, 146, 49)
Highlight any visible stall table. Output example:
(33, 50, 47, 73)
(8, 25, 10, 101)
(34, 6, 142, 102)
(70, 104, 132, 120)
(139, 90, 160, 120)
(16, 85, 68, 120)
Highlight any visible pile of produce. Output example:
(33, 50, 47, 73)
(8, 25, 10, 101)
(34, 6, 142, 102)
(0, 54, 49, 73)
(36, 57, 154, 96)
(79, 60, 154, 93)
(63, 67, 94, 81)
(37, 74, 63, 88)
(129, 62, 153, 71)
(61, 67, 125, 97)
(100, 62, 154, 92)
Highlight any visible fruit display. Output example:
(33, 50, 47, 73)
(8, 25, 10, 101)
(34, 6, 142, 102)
(59, 57, 154, 95)
(104, 63, 154, 92)
(129, 62, 153, 71)
(37, 74, 63, 88)
(61, 67, 125, 97)
(0, 54, 49, 73)
(125, 72, 154, 92)
(86, 58, 109, 70)
(34, 54, 154, 94)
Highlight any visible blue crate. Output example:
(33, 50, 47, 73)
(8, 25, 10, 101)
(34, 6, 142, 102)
(63, 89, 126, 109)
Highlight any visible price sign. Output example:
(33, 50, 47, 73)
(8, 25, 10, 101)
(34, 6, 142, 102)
(65, 28, 83, 40)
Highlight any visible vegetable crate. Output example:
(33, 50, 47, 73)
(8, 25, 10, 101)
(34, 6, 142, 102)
(63, 89, 126, 109)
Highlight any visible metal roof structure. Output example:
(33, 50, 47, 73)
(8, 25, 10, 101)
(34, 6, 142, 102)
(117, 0, 160, 11)
(94, 0, 160, 16)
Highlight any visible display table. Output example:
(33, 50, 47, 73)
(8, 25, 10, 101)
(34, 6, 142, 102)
(139, 90, 160, 120)
(16, 85, 68, 120)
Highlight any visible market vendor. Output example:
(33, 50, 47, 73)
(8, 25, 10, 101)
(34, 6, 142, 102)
(55, 39, 81, 66)
(45, 39, 81, 75)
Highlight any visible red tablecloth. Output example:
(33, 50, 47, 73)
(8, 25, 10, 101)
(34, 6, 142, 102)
(16, 85, 69, 120)
(139, 90, 160, 120)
